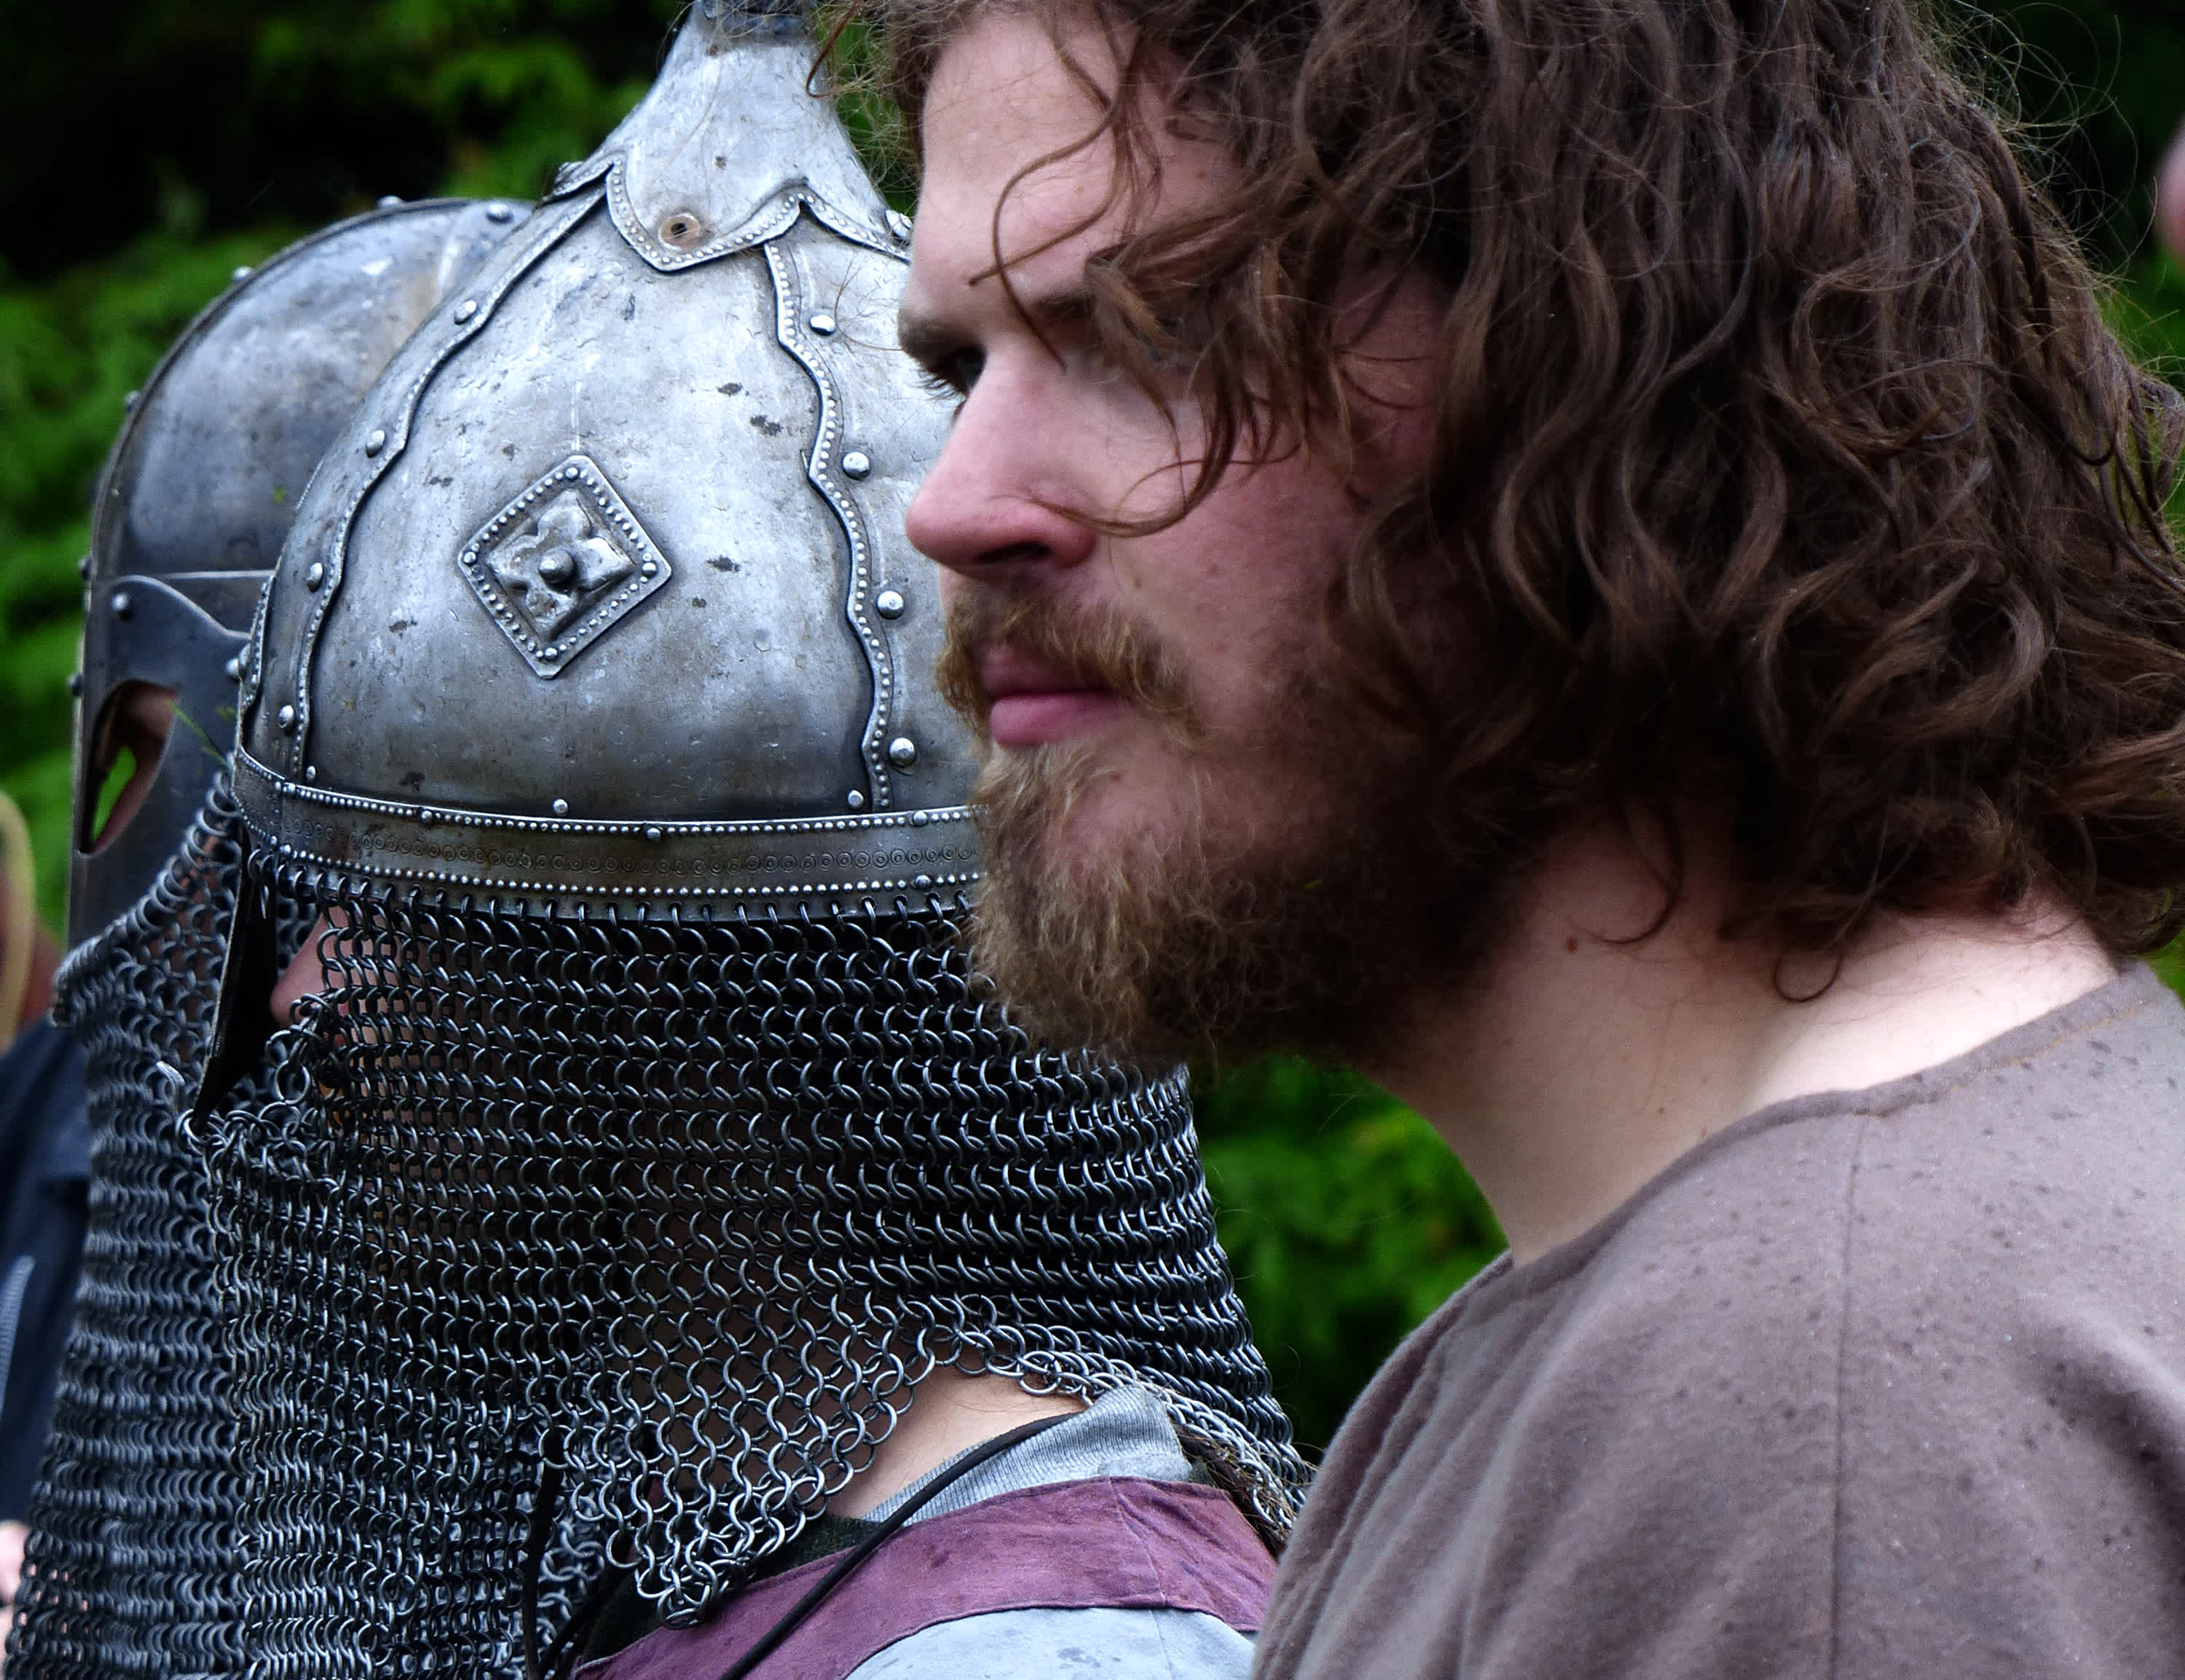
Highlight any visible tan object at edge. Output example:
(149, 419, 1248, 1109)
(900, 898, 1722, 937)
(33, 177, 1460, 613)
(0, 792, 37, 1051)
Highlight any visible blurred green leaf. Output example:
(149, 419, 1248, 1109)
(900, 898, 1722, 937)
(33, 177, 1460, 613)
(1194, 1060, 1503, 1454)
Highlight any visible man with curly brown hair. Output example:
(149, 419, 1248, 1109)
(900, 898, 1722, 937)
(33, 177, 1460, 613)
(857, 0, 2185, 1671)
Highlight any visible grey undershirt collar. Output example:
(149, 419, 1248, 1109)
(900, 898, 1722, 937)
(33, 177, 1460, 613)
(864, 1382, 1194, 1523)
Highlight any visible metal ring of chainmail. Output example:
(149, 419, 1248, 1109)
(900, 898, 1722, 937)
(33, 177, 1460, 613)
(15, 788, 1302, 1680)
(15, 778, 319, 1680)
(208, 843, 1302, 1671)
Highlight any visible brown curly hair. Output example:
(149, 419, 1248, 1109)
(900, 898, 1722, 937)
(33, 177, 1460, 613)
(848, 0, 2185, 955)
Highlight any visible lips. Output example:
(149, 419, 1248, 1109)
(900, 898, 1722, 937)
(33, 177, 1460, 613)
(977, 645, 1127, 749)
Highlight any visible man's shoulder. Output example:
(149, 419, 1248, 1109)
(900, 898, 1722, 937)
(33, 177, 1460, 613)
(1264, 1111, 1863, 1679)
(1524, 961, 2185, 1360)
(1773, 962, 2185, 1397)
(1833, 961, 2185, 1249)
(1430, 963, 2185, 1427)
(1259, 969, 2185, 1680)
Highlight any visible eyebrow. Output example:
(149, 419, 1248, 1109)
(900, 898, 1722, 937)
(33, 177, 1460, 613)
(897, 285, 1101, 374)
(896, 308, 959, 374)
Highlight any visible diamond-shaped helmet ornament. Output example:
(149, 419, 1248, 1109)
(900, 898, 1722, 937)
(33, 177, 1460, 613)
(232, 0, 972, 888)
(457, 455, 669, 676)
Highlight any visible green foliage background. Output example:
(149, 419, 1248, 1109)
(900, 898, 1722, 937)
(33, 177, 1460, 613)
(3, 0, 2182, 1453)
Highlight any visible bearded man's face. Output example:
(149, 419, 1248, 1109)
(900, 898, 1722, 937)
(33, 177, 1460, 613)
(899, 9, 1485, 1065)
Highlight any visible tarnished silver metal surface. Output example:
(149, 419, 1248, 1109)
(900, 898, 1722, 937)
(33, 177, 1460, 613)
(69, 197, 532, 950)
(237, 0, 969, 914)
(187, 6, 1303, 1679)
(554, 0, 897, 266)
(12, 201, 527, 1680)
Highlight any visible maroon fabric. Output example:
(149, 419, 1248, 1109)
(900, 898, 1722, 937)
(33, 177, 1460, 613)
(578, 1478, 1277, 1680)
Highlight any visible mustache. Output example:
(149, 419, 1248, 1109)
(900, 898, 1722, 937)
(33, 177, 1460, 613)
(936, 588, 1197, 744)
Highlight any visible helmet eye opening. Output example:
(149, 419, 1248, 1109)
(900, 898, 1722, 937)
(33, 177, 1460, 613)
(80, 681, 179, 855)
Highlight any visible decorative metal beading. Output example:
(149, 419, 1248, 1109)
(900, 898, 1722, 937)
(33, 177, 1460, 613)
(457, 457, 672, 677)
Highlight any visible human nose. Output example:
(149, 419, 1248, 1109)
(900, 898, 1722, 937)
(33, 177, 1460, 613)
(269, 912, 334, 1025)
(904, 376, 1098, 576)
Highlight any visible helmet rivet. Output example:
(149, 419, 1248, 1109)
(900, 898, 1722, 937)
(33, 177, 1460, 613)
(887, 736, 918, 769)
(277, 704, 297, 733)
(551, 798, 570, 817)
(110, 591, 132, 619)
(873, 588, 905, 620)
(643, 825, 664, 844)
(886, 209, 913, 242)
(76, 554, 90, 580)
(67, 672, 83, 698)
(232, 265, 253, 283)
(123, 389, 141, 411)
(641, 561, 658, 577)
(304, 561, 326, 591)
(363, 428, 387, 457)
(536, 550, 576, 588)
(808, 312, 837, 335)
(485, 202, 514, 224)
(840, 451, 873, 480)
(911, 810, 931, 827)
(224, 655, 243, 682)
(304, 765, 318, 782)
(845, 789, 867, 811)
(454, 299, 479, 324)
(914, 873, 933, 889)
(377, 194, 404, 209)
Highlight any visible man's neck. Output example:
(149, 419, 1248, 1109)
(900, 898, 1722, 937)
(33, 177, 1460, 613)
(827, 1365, 1083, 1518)
(1371, 824, 2119, 1265)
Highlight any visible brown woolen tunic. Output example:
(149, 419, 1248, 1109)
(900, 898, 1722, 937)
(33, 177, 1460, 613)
(1251, 964, 2185, 1679)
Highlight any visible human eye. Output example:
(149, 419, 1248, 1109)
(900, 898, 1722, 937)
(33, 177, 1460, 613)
(1067, 292, 1197, 399)
(910, 344, 984, 405)
(1072, 318, 1198, 420)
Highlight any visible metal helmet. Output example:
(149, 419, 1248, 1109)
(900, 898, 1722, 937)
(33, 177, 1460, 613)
(68, 196, 531, 951)
(179, 2, 1301, 1676)
(10, 199, 527, 1680)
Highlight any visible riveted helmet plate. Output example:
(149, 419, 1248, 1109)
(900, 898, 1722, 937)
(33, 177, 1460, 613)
(458, 456, 673, 674)
(11, 198, 529, 1680)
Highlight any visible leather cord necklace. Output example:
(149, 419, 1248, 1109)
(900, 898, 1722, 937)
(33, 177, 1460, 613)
(717, 1412, 1074, 1680)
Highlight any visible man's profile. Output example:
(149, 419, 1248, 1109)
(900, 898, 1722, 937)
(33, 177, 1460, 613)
(861, 0, 2185, 1671)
